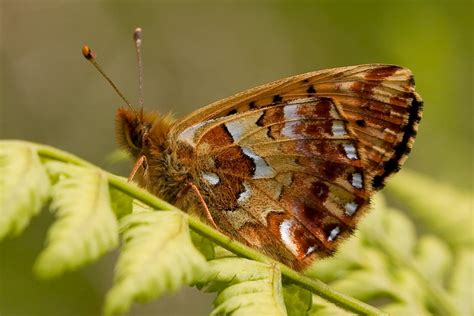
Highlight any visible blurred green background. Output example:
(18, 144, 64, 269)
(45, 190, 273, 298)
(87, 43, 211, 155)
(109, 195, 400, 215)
(0, 1, 472, 315)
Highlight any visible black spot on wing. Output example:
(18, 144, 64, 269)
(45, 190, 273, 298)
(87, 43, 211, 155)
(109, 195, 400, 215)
(222, 123, 233, 139)
(355, 119, 366, 127)
(273, 95, 283, 103)
(256, 112, 265, 127)
(226, 109, 238, 116)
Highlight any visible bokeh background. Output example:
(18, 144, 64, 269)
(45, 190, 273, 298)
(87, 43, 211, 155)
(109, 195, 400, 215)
(1, 1, 472, 315)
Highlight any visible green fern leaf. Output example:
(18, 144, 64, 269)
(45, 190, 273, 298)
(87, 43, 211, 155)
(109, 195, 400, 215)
(191, 230, 216, 260)
(196, 257, 287, 316)
(0, 144, 50, 240)
(33, 162, 118, 278)
(414, 235, 452, 285)
(449, 248, 474, 315)
(1, 142, 440, 315)
(104, 208, 207, 316)
(109, 186, 133, 218)
(309, 295, 355, 316)
(386, 169, 473, 248)
(283, 283, 312, 316)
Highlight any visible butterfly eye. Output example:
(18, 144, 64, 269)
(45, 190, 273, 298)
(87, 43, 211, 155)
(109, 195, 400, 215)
(124, 131, 137, 149)
(124, 128, 141, 150)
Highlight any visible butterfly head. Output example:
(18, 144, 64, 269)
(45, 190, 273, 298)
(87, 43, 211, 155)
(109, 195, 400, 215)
(115, 107, 175, 159)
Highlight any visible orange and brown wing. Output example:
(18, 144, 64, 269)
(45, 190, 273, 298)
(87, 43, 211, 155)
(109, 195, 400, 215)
(172, 64, 422, 189)
(171, 64, 422, 269)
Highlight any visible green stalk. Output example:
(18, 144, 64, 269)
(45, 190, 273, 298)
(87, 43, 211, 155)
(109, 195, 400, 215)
(4, 140, 387, 316)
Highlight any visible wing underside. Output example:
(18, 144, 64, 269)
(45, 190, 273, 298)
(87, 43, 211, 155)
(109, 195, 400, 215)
(172, 64, 422, 269)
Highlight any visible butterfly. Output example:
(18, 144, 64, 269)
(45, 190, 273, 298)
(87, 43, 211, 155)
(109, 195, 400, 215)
(82, 26, 422, 271)
(111, 63, 423, 270)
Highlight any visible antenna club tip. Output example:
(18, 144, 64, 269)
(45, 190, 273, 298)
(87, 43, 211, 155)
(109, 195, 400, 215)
(134, 27, 143, 42)
(82, 45, 96, 60)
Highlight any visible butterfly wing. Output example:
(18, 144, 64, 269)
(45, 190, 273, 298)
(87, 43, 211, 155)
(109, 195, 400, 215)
(173, 64, 422, 189)
(170, 64, 422, 269)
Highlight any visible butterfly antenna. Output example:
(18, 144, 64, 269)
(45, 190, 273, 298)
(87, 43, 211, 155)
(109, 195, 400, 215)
(133, 27, 145, 108)
(82, 45, 135, 111)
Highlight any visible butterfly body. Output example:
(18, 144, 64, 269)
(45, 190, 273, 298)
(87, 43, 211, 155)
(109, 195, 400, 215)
(116, 64, 423, 270)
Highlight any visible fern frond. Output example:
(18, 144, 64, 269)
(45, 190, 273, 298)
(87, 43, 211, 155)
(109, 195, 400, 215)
(310, 295, 355, 316)
(386, 169, 473, 248)
(109, 186, 133, 218)
(308, 192, 464, 316)
(283, 283, 312, 316)
(415, 235, 452, 285)
(449, 248, 474, 315)
(0, 144, 50, 240)
(191, 230, 216, 260)
(0, 141, 393, 315)
(196, 257, 287, 316)
(33, 162, 118, 278)
(104, 208, 207, 316)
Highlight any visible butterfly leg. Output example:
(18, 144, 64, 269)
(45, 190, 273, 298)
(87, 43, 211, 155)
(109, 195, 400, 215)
(187, 182, 219, 230)
(128, 155, 147, 182)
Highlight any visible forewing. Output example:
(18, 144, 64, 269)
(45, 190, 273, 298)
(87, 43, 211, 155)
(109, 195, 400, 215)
(172, 64, 422, 190)
(171, 64, 422, 269)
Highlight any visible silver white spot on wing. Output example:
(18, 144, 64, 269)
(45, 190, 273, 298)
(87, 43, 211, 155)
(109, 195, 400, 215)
(237, 182, 252, 204)
(344, 201, 358, 216)
(327, 226, 341, 242)
(225, 120, 244, 142)
(280, 219, 298, 255)
(305, 245, 317, 256)
(202, 172, 220, 186)
(282, 97, 320, 120)
(342, 143, 358, 160)
(332, 121, 347, 136)
(281, 121, 299, 138)
(283, 104, 300, 120)
(178, 119, 215, 147)
(242, 146, 275, 179)
(351, 172, 363, 189)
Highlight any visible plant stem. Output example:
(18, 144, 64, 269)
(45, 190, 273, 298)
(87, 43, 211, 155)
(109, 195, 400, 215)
(6, 140, 387, 316)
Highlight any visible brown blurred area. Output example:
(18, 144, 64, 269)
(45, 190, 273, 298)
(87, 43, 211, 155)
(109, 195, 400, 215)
(0, 1, 472, 315)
